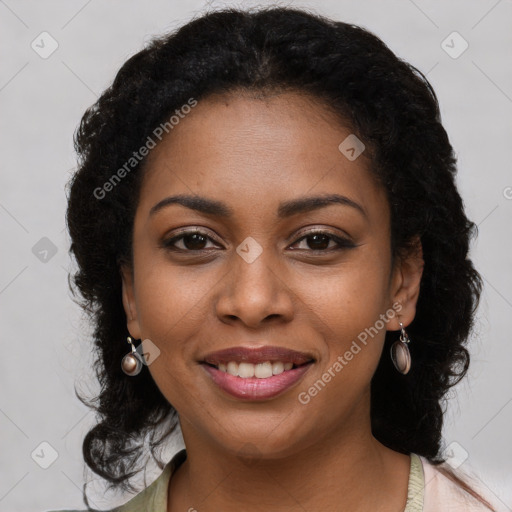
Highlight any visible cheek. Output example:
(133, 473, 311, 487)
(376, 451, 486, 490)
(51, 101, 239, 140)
(309, 250, 391, 375)
(307, 255, 390, 336)
(135, 253, 214, 335)
(132, 258, 218, 392)
(134, 265, 207, 407)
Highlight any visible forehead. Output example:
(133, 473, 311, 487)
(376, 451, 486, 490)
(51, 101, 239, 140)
(144, 90, 353, 173)
(137, 90, 387, 223)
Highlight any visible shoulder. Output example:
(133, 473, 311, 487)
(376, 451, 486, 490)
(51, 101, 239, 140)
(45, 449, 187, 512)
(419, 455, 497, 511)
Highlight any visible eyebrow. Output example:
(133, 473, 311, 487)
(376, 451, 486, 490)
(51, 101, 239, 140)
(149, 193, 367, 220)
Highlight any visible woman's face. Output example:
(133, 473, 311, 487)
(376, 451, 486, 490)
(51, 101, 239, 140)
(121, 90, 422, 459)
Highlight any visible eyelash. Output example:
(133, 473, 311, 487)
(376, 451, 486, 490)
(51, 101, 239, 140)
(161, 228, 356, 254)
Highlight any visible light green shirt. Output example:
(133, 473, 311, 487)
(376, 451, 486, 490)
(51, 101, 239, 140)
(49, 450, 425, 511)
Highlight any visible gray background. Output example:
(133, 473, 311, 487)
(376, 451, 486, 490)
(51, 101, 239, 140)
(1, 0, 511, 510)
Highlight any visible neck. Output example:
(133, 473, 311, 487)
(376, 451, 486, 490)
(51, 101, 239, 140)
(168, 402, 411, 511)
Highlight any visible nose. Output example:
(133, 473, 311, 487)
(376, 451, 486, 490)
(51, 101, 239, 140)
(214, 249, 295, 329)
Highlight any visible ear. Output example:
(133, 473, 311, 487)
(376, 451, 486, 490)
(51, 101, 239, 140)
(387, 236, 424, 331)
(120, 263, 142, 340)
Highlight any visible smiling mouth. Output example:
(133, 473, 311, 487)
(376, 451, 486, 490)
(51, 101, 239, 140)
(200, 359, 314, 401)
(199, 345, 315, 399)
(202, 360, 313, 379)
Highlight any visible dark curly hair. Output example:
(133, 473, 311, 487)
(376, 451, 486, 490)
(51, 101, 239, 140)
(65, 5, 488, 507)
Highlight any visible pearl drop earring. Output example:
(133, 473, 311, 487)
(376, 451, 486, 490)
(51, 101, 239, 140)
(121, 336, 143, 376)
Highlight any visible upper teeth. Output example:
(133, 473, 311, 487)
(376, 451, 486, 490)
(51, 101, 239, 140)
(217, 361, 294, 378)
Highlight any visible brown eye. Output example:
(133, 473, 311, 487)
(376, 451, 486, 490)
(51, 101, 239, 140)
(290, 230, 356, 252)
(180, 233, 208, 250)
(303, 233, 331, 250)
(162, 230, 218, 252)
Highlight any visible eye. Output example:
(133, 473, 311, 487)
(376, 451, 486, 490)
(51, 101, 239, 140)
(161, 229, 220, 252)
(289, 230, 356, 252)
(161, 228, 356, 254)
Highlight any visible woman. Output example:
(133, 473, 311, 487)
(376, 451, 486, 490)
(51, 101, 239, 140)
(53, 6, 498, 511)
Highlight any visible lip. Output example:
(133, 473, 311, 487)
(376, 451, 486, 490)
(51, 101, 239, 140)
(199, 345, 315, 401)
(201, 361, 314, 401)
(201, 345, 314, 366)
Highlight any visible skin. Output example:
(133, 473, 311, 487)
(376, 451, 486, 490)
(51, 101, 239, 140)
(121, 90, 424, 512)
